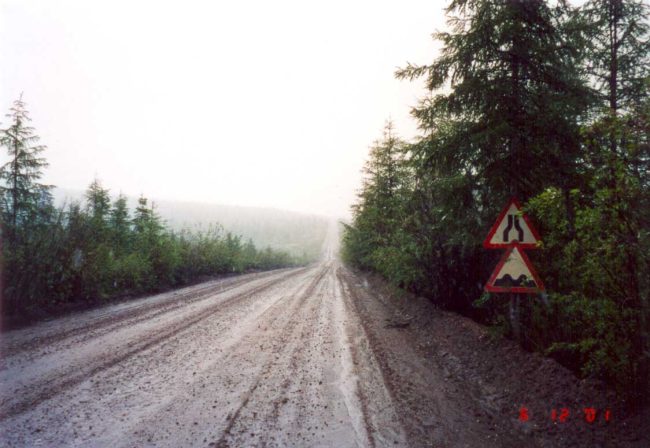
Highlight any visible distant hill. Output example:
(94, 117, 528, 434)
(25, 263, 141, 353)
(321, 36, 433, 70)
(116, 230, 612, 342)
(52, 188, 329, 261)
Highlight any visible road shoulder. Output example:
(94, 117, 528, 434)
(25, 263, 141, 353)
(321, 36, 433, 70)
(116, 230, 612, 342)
(337, 266, 649, 448)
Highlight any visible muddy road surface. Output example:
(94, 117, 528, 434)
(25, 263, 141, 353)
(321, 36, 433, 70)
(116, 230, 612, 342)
(1, 228, 643, 447)
(0, 259, 409, 446)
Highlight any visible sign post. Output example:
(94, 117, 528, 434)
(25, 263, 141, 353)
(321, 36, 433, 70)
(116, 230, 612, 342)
(483, 198, 544, 341)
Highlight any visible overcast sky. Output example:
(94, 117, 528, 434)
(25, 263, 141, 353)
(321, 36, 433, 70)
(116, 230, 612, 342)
(1, 0, 446, 218)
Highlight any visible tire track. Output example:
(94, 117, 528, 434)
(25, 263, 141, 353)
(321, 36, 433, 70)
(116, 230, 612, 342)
(212, 263, 331, 447)
(0, 267, 307, 421)
(335, 266, 405, 448)
(1, 269, 294, 360)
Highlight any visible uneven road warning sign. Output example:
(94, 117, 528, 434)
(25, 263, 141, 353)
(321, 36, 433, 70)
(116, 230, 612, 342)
(483, 198, 541, 249)
(485, 244, 545, 294)
(484, 198, 544, 295)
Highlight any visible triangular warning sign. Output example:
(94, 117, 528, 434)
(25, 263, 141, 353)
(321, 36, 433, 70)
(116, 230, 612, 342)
(483, 198, 541, 249)
(485, 245, 545, 294)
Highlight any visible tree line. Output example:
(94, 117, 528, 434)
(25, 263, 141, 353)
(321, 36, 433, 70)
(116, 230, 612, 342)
(342, 0, 649, 403)
(0, 97, 299, 319)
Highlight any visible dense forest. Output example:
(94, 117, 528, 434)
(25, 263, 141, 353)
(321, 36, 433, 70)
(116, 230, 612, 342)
(52, 189, 330, 262)
(0, 97, 301, 320)
(150, 201, 328, 261)
(342, 0, 649, 403)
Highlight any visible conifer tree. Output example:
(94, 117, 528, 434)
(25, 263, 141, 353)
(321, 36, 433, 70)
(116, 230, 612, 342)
(577, 0, 650, 397)
(110, 193, 131, 253)
(584, 0, 649, 116)
(0, 96, 52, 243)
(85, 178, 111, 243)
(355, 121, 407, 243)
(345, 122, 410, 271)
(396, 0, 590, 201)
(133, 196, 153, 235)
(86, 179, 111, 222)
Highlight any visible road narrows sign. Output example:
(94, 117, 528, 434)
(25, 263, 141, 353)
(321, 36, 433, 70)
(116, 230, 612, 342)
(483, 198, 541, 249)
(484, 198, 545, 295)
(485, 244, 545, 294)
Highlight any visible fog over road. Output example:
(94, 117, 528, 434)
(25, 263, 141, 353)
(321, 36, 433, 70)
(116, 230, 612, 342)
(0, 224, 539, 448)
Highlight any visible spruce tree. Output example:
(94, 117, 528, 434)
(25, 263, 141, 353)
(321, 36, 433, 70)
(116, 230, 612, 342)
(110, 193, 131, 253)
(0, 95, 52, 243)
(85, 178, 111, 243)
(579, 0, 650, 398)
(345, 122, 410, 272)
(133, 195, 162, 237)
(0, 96, 56, 310)
(355, 121, 407, 243)
(396, 0, 591, 202)
(584, 0, 649, 116)
(86, 179, 111, 222)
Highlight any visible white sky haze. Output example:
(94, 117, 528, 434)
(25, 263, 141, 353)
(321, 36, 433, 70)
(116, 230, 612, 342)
(1, 0, 446, 217)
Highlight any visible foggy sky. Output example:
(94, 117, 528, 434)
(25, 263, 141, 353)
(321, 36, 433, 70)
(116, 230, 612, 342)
(1, 0, 446, 218)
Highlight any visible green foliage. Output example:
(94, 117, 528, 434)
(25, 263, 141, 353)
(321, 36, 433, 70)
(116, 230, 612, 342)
(525, 113, 649, 395)
(396, 0, 590, 199)
(0, 99, 302, 317)
(541, 293, 641, 395)
(0, 96, 56, 314)
(583, 0, 649, 112)
(343, 0, 649, 401)
(110, 252, 153, 292)
(155, 201, 328, 262)
(0, 95, 52, 239)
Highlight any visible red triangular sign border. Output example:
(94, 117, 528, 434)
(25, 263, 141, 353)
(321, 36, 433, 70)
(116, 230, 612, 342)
(485, 244, 545, 294)
(483, 198, 541, 249)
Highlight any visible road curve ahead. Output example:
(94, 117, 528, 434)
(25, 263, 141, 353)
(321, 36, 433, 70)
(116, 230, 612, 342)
(0, 226, 408, 447)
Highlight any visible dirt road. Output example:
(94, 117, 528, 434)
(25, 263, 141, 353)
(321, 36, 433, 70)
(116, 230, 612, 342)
(0, 227, 645, 447)
(0, 222, 405, 448)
